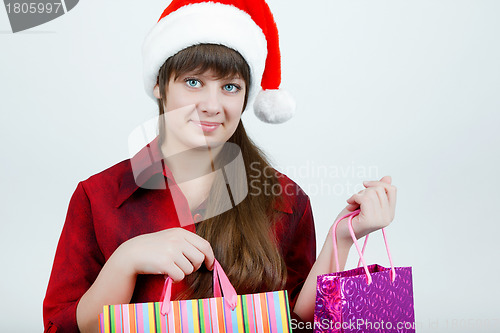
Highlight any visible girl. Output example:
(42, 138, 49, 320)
(43, 1, 397, 332)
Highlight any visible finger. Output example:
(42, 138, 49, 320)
(347, 192, 376, 214)
(363, 180, 393, 192)
(346, 192, 363, 206)
(346, 196, 357, 205)
(380, 175, 392, 184)
(345, 203, 360, 211)
(366, 184, 397, 209)
(166, 262, 186, 282)
(182, 231, 215, 270)
(354, 191, 377, 218)
(346, 189, 365, 204)
(386, 185, 397, 210)
(173, 251, 196, 275)
(363, 175, 392, 187)
(181, 243, 206, 272)
(373, 186, 389, 209)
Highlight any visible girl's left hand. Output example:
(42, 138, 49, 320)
(334, 176, 397, 242)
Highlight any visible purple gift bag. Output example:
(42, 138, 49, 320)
(314, 209, 416, 333)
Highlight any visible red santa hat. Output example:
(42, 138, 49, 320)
(142, 0, 296, 124)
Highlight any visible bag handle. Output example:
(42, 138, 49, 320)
(331, 210, 363, 273)
(331, 209, 396, 285)
(160, 259, 238, 315)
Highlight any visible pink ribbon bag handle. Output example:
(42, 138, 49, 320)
(160, 259, 238, 315)
(331, 209, 397, 285)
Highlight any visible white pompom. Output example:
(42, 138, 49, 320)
(253, 89, 296, 124)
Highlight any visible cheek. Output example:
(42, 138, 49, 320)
(226, 97, 245, 120)
(165, 94, 189, 112)
(163, 109, 192, 130)
(164, 84, 195, 111)
(163, 111, 177, 124)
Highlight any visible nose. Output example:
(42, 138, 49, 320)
(198, 85, 223, 116)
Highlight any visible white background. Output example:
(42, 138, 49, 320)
(1, 0, 499, 332)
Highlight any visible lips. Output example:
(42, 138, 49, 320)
(191, 120, 221, 132)
(195, 121, 221, 126)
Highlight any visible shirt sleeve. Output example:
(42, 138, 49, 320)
(43, 181, 105, 332)
(284, 195, 317, 332)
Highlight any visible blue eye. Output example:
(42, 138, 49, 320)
(186, 79, 201, 88)
(224, 84, 240, 93)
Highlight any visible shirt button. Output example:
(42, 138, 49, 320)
(193, 213, 203, 223)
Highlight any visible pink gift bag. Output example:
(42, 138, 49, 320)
(313, 209, 416, 333)
(98, 259, 293, 332)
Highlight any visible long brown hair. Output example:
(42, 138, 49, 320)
(156, 44, 288, 298)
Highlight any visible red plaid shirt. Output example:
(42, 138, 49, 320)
(43, 136, 316, 332)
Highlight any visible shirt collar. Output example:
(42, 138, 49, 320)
(115, 135, 171, 208)
(115, 136, 293, 214)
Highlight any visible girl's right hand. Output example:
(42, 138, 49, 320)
(116, 228, 215, 282)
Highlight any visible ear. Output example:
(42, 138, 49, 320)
(153, 83, 161, 99)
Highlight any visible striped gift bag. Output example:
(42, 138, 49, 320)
(99, 260, 293, 333)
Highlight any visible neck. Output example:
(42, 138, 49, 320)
(160, 141, 223, 184)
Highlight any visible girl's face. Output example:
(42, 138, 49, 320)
(154, 69, 246, 153)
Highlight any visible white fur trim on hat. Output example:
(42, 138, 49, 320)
(254, 89, 296, 124)
(142, 2, 267, 115)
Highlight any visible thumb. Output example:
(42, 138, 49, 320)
(380, 175, 392, 184)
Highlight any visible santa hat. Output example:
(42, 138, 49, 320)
(142, 0, 296, 124)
